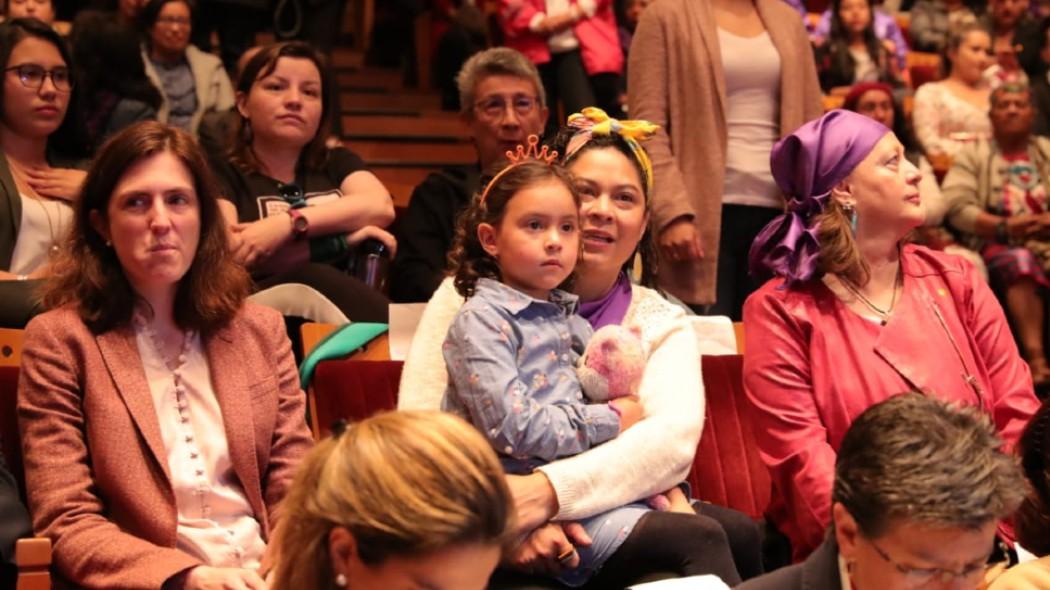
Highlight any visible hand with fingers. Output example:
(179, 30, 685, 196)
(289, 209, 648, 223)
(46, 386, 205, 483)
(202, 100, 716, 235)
(346, 225, 398, 258)
(22, 166, 86, 202)
(658, 217, 703, 262)
(505, 522, 592, 577)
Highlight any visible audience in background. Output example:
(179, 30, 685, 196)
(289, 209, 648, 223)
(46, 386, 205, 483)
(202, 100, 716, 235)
(813, 0, 908, 71)
(942, 83, 1050, 390)
(270, 411, 513, 590)
(213, 42, 393, 324)
(913, 24, 993, 160)
(18, 121, 313, 588)
(1031, 17, 1050, 135)
(140, 0, 234, 136)
(981, 0, 1043, 79)
(390, 47, 548, 304)
(814, 0, 906, 94)
(4, 0, 53, 23)
(70, 10, 161, 152)
(745, 109, 1039, 560)
(737, 393, 1024, 589)
(0, 18, 86, 328)
(0, 451, 30, 589)
(629, 0, 822, 319)
(909, 0, 979, 53)
(497, 0, 602, 134)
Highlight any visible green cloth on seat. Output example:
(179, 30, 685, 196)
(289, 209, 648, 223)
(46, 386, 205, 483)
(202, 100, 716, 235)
(298, 322, 389, 389)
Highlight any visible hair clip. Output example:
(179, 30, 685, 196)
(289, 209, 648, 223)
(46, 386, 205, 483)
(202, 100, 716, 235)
(479, 135, 559, 204)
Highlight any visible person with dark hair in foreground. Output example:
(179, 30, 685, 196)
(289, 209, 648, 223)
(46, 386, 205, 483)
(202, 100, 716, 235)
(17, 121, 312, 589)
(737, 392, 1025, 589)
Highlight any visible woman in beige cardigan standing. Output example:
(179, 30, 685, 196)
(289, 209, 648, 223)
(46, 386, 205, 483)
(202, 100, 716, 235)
(628, 0, 823, 319)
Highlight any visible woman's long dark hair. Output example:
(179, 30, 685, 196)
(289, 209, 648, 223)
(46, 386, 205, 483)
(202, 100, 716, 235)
(0, 18, 88, 158)
(70, 10, 162, 148)
(821, 0, 891, 89)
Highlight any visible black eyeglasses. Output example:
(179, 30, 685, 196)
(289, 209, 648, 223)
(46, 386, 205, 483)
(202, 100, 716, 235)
(5, 64, 73, 92)
(473, 94, 539, 120)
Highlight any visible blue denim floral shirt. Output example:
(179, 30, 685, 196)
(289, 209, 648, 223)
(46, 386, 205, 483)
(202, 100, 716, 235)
(442, 278, 620, 472)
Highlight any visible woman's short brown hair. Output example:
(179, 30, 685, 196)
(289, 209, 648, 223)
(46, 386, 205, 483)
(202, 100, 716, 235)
(228, 41, 333, 176)
(41, 120, 249, 334)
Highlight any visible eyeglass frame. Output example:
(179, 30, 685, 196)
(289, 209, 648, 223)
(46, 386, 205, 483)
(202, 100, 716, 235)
(867, 537, 989, 587)
(4, 64, 73, 92)
(472, 93, 541, 120)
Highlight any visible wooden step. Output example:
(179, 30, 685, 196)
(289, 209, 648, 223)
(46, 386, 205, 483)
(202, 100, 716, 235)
(341, 114, 467, 141)
(374, 167, 437, 208)
(347, 140, 475, 166)
(340, 92, 441, 112)
(336, 69, 404, 92)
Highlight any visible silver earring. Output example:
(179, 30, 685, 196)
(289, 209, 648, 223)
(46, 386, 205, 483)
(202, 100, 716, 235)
(335, 573, 347, 587)
(105, 240, 112, 247)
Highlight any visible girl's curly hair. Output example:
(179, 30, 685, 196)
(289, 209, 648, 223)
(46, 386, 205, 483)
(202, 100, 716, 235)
(447, 161, 580, 298)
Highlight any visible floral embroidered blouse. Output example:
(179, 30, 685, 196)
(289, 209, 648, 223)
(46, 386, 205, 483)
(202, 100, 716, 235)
(441, 278, 620, 473)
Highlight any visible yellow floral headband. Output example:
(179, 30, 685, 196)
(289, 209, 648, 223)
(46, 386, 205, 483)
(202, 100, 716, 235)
(563, 107, 659, 196)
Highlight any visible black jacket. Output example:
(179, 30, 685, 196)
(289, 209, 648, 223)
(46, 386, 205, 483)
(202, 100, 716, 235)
(389, 165, 481, 303)
(735, 536, 841, 590)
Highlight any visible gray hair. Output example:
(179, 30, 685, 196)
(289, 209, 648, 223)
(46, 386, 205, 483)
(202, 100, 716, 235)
(456, 47, 546, 116)
(833, 392, 1024, 538)
(990, 81, 1034, 109)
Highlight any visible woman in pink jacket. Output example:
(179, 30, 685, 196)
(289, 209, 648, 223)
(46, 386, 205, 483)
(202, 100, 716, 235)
(743, 109, 1040, 562)
(499, 0, 623, 125)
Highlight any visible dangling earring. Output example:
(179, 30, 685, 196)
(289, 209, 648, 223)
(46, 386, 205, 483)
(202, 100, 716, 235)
(243, 118, 253, 144)
(335, 573, 347, 587)
(841, 202, 858, 234)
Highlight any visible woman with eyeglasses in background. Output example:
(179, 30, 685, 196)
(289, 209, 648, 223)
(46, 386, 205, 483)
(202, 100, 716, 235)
(140, 0, 233, 137)
(0, 18, 87, 327)
(211, 42, 394, 324)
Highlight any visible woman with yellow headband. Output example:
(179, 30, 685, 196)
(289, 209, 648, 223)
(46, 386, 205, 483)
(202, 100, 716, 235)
(400, 108, 763, 587)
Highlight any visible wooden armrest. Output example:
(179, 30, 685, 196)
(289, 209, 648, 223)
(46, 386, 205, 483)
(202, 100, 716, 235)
(15, 537, 51, 590)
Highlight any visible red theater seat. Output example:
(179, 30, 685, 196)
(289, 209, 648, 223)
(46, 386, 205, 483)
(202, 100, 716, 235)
(307, 354, 772, 521)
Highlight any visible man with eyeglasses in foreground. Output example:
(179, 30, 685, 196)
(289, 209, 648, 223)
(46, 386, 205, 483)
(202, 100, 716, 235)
(737, 392, 1024, 590)
(389, 46, 548, 303)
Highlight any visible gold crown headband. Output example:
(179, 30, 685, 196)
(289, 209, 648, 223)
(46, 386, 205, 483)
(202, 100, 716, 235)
(478, 135, 559, 205)
(563, 107, 659, 197)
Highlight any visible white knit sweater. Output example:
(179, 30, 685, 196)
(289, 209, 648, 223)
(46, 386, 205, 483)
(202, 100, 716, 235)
(398, 277, 705, 520)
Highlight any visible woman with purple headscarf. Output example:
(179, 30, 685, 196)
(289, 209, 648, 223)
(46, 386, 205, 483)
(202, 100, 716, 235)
(742, 109, 1040, 562)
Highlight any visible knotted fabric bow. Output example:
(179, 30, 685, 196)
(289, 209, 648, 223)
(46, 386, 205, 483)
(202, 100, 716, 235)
(564, 107, 659, 196)
(749, 110, 889, 286)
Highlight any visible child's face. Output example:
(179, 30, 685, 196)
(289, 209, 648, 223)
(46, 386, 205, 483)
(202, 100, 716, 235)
(479, 178, 580, 300)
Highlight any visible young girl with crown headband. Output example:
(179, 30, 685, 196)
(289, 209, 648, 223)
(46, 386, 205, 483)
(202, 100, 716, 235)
(442, 136, 744, 587)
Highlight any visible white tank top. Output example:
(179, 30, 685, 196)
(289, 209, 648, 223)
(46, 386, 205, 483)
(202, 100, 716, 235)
(9, 193, 72, 275)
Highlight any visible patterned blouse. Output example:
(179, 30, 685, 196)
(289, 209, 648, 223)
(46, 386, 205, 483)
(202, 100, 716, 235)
(441, 278, 619, 473)
(913, 81, 992, 158)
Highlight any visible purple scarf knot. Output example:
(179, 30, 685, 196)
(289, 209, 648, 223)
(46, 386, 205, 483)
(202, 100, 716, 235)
(749, 110, 889, 286)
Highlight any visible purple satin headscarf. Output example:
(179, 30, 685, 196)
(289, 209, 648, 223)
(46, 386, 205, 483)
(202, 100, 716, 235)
(748, 110, 890, 286)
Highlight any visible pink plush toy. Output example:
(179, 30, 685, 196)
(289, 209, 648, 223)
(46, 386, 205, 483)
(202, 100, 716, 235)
(577, 325, 674, 511)
(577, 325, 646, 403)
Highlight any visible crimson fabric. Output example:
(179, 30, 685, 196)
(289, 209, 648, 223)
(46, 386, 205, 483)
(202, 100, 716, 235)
(690, 355, 771, 520)
(309, 356, 772, 522)
(311, 361, 402, 436)
(0, 366, 21, 499)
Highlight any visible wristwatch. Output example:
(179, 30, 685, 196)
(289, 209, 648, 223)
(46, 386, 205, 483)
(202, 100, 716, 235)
(287, 208, 309, 241)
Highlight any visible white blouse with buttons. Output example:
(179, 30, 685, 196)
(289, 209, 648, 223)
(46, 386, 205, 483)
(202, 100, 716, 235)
(134, 315, 266, 569)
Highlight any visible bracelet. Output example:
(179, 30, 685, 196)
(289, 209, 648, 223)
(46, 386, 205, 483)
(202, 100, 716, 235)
(16, 274, 28, 281)
(995, 219, 1009, 244)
